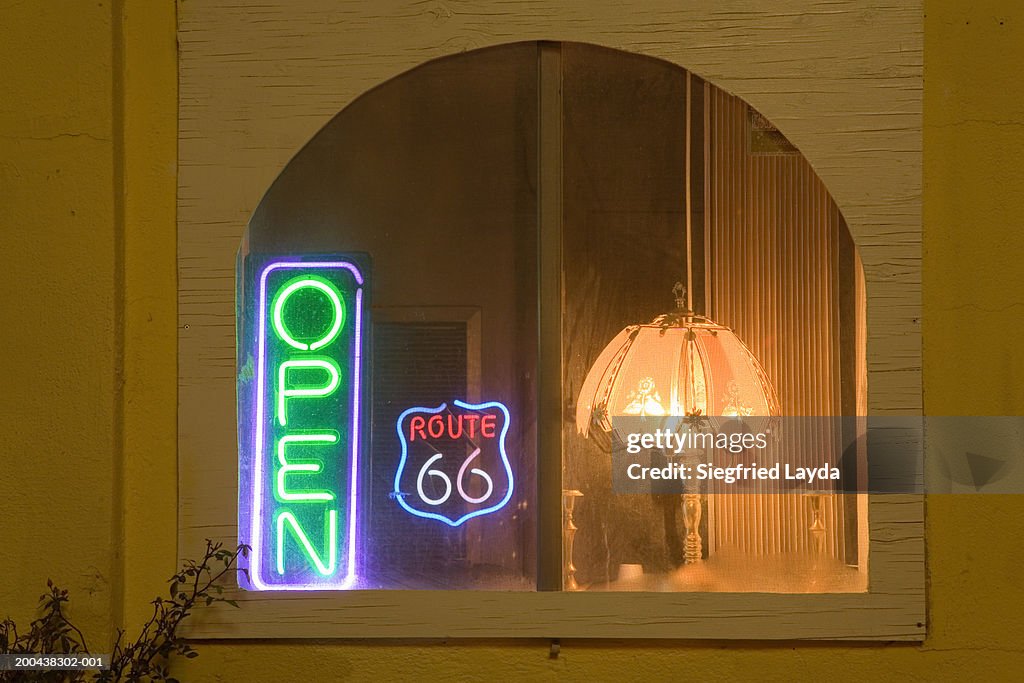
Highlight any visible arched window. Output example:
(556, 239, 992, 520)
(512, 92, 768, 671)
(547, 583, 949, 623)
(235, 42, 869, 594)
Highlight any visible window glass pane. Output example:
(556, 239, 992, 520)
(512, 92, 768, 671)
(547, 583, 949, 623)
(236, 40, 868, 595)
(561, 43, 868, 593)
(239, 43, 538, 590)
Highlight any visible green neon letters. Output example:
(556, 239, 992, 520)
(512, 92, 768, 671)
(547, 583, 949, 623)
(277, 510, 337, 576)
(277, 359, 341, 426)
(271, 276, 346, 351)
(239, 259, 365, 591)
(276, 433, 338, 502)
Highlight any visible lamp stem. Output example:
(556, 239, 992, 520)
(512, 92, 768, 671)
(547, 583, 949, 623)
(562, 490, 583, 590)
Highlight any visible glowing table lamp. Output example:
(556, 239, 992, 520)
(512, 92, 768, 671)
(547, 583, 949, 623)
(574, 283, 780, 565)
(576, 283, 779, 444)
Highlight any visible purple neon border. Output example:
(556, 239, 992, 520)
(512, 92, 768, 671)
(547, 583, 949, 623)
(248, 260, 363, 591)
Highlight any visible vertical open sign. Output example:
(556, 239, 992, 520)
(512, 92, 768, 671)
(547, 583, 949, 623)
(238, 256, 367, 590)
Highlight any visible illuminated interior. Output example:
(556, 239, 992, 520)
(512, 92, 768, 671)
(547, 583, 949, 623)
(237, 41, 868, 593)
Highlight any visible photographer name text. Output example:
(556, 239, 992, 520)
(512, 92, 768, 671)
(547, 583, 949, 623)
(626, 462, 841, 483)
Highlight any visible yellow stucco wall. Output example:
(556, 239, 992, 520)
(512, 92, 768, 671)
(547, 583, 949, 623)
(2, 0, 1023, 679)
(0, 0, 118, 645)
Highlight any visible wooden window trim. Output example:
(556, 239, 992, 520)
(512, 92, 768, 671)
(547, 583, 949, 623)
(178, 3, 924, 641)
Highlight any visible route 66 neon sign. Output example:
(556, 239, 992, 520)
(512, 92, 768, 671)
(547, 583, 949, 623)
(393, 400, 514, 526)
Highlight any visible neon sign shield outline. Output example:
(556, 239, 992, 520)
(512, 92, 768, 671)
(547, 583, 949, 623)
(392, 400, 515, 527)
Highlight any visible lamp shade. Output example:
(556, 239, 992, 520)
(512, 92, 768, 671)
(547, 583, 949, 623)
(576, 309, 780, 446)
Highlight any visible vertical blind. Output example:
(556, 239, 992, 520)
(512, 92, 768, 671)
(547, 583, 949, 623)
(705, 86, 866, 563)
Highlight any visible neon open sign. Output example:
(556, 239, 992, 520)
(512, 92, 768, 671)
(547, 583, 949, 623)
(238, 257, 366, 590)
(393, 400, 514, 526)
